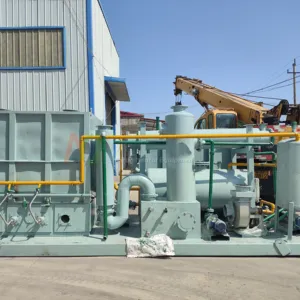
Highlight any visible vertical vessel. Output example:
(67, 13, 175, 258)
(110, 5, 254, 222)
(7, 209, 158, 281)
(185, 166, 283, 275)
(165, 105, 196, 202)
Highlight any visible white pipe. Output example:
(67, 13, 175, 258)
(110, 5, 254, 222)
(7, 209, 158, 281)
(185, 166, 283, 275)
(107, 174, 157, 230)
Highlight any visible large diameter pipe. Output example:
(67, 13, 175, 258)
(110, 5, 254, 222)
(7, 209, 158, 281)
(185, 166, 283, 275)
(147, 168, 248, 209)
(107, 174, 157, 230)
(165, 105, 196, 202)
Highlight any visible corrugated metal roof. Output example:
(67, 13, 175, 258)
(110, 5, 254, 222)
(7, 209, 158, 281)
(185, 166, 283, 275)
(121, 111, 144, 117)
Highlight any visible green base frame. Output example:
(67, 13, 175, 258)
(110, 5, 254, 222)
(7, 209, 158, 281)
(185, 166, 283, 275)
(0, 234, 299, 257)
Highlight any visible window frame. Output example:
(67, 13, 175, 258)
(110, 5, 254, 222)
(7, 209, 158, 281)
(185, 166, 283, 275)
(195, 118, 206, 129)
(208, 114, 213, 129)
(0, 26, 66, 71)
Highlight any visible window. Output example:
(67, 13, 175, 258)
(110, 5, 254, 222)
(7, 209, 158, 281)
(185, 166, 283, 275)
(0, 27, 65, 70)
(195, 118, 206, 129)
(216, 114, 237, 128)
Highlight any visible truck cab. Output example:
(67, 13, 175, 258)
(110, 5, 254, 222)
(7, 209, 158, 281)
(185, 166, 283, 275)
(194, 109, 238, 129)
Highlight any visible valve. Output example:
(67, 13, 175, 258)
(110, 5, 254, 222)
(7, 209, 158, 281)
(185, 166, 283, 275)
(9, 216, 19, 227)
(36, 216, 46, 226)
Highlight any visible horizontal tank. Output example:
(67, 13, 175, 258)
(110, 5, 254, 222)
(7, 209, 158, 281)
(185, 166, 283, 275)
(147, 168, 248, 209)
(276, 138, 300, 211)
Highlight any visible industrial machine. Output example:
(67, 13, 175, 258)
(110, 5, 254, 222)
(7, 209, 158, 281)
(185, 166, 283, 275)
(0, 106, 300, 257)
(173, 75, 300, 203)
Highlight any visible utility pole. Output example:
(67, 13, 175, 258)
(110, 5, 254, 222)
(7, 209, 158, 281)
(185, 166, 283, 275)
(287, 58, 300, 105)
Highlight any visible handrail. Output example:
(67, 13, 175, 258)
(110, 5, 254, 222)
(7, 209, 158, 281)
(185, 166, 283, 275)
(228, 162, 277, 169)
(0, 132, 296, 186)
(105, 132, 300, 140)
(0, 136, 100, 186)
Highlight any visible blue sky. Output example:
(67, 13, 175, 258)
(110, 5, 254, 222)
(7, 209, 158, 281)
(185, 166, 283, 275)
(101, 0, 300, 120)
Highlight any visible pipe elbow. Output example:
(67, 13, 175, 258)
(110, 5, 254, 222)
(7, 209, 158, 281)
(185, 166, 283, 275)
(107, 216, 128, 230)
(107, 174, 157, 231)
(119, 174, 157, 200)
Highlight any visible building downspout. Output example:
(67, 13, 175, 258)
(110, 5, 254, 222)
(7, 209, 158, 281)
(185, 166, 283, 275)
(107, 174, 157, 230)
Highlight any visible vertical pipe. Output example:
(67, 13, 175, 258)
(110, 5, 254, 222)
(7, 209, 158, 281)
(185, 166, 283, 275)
(102, 135, 108, 240)
(96, 126, 113, 240)
(120, 144, 123, 181)
(156, 116, 163, 168)
(288, 202, 294, 241)
(139, 122, 147, 173)
(274, 206, 279, 232)
(95, 126, 114, 209)
(208, 141, 215, 210)
(156, 116, 160, 130)
(246, 125, 255, 207)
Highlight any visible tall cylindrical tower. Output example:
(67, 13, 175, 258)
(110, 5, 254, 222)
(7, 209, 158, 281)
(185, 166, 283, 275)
(165, 105, 196, 202)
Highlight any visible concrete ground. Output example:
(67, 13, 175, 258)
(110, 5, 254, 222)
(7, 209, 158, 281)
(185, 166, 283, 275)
(1, 172, 299, 299)
(0, 257, 300, 300)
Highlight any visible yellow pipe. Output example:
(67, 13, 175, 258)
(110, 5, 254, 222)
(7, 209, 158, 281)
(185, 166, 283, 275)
(82, 135, 101, 140)
(0, 135, 101, 186)
(1, 131, 297, 186)
(260, 199, 275, 215)
(228, 162, 277, 169)
(0, 181, 83, 185)
(114, 182, 140, 191)
(105, 132, 300, 140)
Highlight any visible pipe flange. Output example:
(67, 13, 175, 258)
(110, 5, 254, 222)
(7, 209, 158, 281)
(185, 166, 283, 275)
(177, 212, 196, 233)
(140, 193, 158, 201)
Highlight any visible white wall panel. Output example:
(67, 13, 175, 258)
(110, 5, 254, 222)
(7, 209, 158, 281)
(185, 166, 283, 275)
(0, 0, 88, 112)
(92, 0, 121, 166)
(92, 0, 119, 121)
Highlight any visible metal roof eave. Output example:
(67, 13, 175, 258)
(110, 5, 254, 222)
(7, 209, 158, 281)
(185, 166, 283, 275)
(104, 76, 130, 102)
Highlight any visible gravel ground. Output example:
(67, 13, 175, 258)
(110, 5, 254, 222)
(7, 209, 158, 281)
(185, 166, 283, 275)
(0, 257, 299, 300)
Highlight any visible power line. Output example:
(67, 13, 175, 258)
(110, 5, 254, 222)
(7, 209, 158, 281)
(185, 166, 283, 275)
(243, 74, 300, 95)
(244, 56, 300, 94)
(232, 93, 287, 101)
(258, 79, 300, 93)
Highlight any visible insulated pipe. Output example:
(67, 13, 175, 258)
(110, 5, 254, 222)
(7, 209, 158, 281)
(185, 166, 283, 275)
(96, 126, 114, 235)
(107, 174, 157, 230)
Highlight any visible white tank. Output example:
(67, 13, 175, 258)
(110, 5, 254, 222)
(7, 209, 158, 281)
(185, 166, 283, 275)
(276, 138, 300, 211)
(164, 105, 196, 202)
(147, 168, 248, 209)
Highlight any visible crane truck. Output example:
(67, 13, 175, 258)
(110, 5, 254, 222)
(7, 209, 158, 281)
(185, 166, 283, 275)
(173, 75, 300, 204)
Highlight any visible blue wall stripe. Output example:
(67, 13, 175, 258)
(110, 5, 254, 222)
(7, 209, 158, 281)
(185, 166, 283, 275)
(111, 105, 117, 176)
(86, 0, 95, 115)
